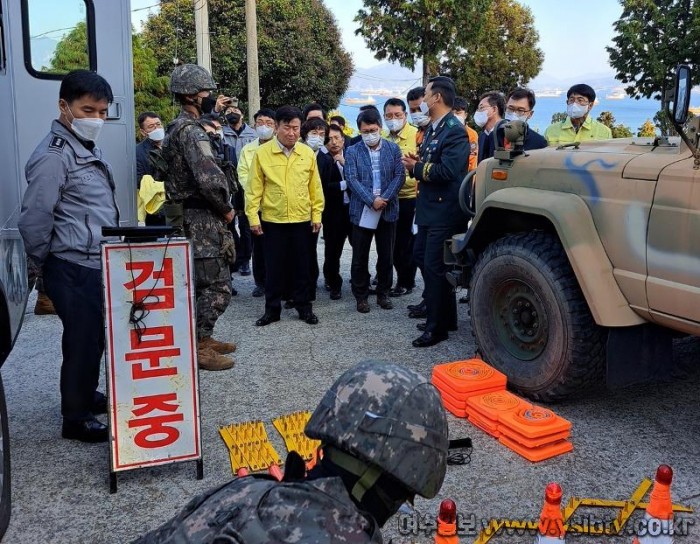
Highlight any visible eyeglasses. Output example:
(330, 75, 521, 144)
(477, 104, 494, 112)
(506, 106, 531, 115)
(566, 96, 590, 106)
(384, 112, 405, 120)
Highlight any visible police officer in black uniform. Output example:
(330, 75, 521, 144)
(402, 76, 469, 347)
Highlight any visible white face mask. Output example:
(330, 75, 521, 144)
(361, 132, 381, 147)
(67, 105, 104, 142)
(256, 125, 274, 141)
(147, 127, 165, 142)
(386, 119, 405, 133)
(505, 111, 529, 124)
(306, 134, 325, 151)
(474, 110, 489, 128)
(567, 102, 588, 119)
(419, 100, 430, 115)
(411, 112, 431, 127)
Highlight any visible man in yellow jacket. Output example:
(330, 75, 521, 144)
(245, 106, 325, 326)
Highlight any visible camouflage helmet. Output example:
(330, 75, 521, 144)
(169, 64, 217, 95)
(305, 361, 449, 498)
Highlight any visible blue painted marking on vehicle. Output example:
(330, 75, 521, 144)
(564, 155, 617, 202)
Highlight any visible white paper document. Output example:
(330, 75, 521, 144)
(359, 205, 382, 230)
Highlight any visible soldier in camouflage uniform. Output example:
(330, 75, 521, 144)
(133, 361, 449, 543)
(162, 64, 237, 371)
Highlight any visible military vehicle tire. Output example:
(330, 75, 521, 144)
(0, 374, 10, 538)
(469, 231, 606, 401)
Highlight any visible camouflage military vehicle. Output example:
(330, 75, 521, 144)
(446, 65, 699, 401)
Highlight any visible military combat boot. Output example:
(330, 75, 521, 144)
(34, 293, 56, 315)
(199, 336, 237, 354)
(197, 347, 234, 371)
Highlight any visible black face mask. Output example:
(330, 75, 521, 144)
(226, 113, 241, 125)
(201, 95, 217, 114)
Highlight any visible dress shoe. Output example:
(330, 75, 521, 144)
(330, 289, 342, 300)
(389, 286, 412, 297)
(252, 285, 265, 297)
(239, 262, 251, 276)
(299, 311, 319, 325)
(408, 307, 427, 319)
(459, 289, 470, 304)
(356, 299, 370, 313)
(197, 347, 234, 370)
(284, 300, 295, 309)
(231, 286, 238, 296)
(371, 277, 378, 286)
(412, 331, 449, 348)
(256, 313, 280, 326)
(377, 296, 393, 310)
(199, 336, 237, 354)
(417, 322, 458, 332)
(407, 300, 426, 312)
(91, 392, 108, 415)
(324, 282, 331, 292)
(34, 292, 56, 315)
(62, 417, 109, 443)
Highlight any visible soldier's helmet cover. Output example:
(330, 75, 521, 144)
(169, 64, 217, 95)
(305, 361, 449, 499)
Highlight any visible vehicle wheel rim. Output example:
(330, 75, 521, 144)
(493, 279, 549, 361)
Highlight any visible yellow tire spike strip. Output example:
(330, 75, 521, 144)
(219, 420, 281, 475)
(472, 478, 693, 543)
(272, 411, 321, 462)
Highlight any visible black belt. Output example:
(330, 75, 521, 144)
(182, 197, 211, 210)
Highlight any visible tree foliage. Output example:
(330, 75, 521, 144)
(354, 0, 493, 84)
(133, 33, 176, 131)
(142, 0, 353, 112)
(607, 0, 700, 105)
(441, 0, 543, 112)
(45, 21, 89, 73)
(638, 119, 657, 137)
(597, 111, 633, 138)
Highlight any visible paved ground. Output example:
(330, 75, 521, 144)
(2, 240, 699, 543)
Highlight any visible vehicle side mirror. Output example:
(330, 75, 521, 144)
(672, 64, 692, 126)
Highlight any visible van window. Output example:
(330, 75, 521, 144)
(22, 0, 95, 78)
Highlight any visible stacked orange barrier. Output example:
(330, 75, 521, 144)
(431, 360, 508, 417)
(431, 359, 573, 462)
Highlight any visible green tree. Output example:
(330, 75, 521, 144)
(44, 21, 89, 73)
(607, 0, 700, 133)
(441, 0, 543, 111)
(597, 111, 633, 138)
(132, 32, 175, 132)
(354, 0, 492, 85)
(142, 0, 353, 112)
(638, 119, 657, 137)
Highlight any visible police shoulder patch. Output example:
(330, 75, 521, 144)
(445, 118, 458, 129)
(49, 136, 66, 151)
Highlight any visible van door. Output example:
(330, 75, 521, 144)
(12, 0, 136, 222)
(646, 157, 700, 326)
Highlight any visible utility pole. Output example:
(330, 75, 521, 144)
(194, 0, 212, 74)
(245, 0, 261, 123)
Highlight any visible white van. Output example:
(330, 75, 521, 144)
(0, 0, 136, 535)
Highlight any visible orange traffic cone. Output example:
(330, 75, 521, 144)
(534, 482, 566, 543)
(435, 499, 459, 544)
(632, 465, 674, 543)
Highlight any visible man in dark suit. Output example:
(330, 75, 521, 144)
(346, 108, 405, 313)
(475, 91, 505, 164)
(503, 87, 548, 150)
(321, 124, 352, 299)
(402, 76, 469, 347)
(135, 111, 166, 226)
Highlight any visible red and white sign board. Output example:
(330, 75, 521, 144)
(102, 240, 201, 472)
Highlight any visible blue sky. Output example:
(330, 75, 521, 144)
(130, 0, 623, 78)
